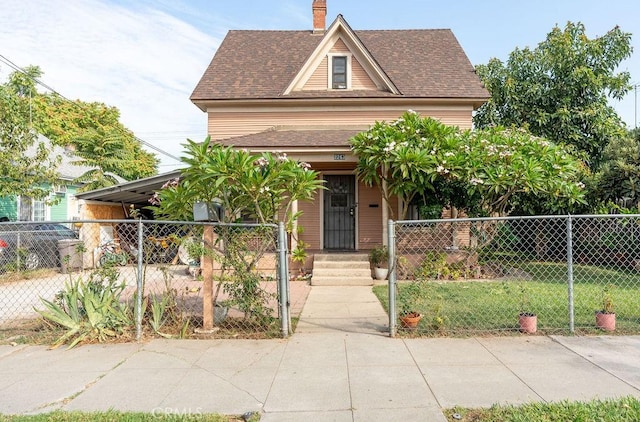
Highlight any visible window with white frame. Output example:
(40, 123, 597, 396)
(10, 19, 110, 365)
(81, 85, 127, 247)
(18, 197, 47, 221)
(329, 54, 350, 89)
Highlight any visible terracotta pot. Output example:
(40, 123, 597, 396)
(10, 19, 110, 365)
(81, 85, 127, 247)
(399, 312, 422, 329)
(519, 313, 537, 334)
(596, 312, 616, 331)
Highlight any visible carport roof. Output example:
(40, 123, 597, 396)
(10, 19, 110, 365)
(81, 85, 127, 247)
(74, 170, 183, 206)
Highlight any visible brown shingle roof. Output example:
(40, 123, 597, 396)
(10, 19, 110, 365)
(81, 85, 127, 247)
(191, 28, 488, 101)
(212, 129, 364, 148)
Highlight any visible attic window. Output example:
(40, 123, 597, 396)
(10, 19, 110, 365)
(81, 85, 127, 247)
(331, 56, 348, 89)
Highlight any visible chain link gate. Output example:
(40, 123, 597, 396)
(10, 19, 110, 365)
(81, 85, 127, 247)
(0, 220, 292, 344)
(387, 215, 640, 337)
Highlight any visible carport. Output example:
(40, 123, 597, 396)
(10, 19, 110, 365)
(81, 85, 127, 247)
(74, 169, 182, 219)
(73, 170, 183, 267)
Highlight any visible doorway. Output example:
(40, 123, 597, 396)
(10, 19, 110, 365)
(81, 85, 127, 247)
(323, 175, 356, 250)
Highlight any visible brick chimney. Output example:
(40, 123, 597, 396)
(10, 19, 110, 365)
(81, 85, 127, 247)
(312, 0, 326, 34)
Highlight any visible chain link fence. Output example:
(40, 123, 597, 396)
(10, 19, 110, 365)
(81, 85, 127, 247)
(0, 220, 295, 344)
(385, 215, 640, 336)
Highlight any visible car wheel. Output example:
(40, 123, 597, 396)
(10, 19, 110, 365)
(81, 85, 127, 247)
(24, 251, 40, 270)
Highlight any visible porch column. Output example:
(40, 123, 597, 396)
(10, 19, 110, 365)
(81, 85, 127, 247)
(381, 181, 388, 246)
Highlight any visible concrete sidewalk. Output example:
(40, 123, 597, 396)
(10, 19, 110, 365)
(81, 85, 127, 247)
(1, 286, 640, 421)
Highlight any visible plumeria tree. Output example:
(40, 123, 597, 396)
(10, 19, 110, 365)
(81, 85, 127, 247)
(151, 138, 323, 226)
(350, 111, 586, 219)
(150, 138, 323, 329)
(350, 111, 458, 220)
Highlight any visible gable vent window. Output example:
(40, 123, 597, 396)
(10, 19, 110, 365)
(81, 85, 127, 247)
(332, 56, 347, 89)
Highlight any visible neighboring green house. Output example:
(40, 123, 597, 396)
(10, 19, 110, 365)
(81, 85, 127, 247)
(0, 136, 94, 222)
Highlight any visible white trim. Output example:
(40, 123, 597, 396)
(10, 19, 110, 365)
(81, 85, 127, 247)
(283, 15, 400, 95)
(205, 103, 475, 113)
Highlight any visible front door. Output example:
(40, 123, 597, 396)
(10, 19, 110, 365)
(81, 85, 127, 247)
(323, 175, 355, 250)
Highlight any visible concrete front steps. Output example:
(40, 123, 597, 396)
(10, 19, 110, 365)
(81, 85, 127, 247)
(311, 253, 374, 286)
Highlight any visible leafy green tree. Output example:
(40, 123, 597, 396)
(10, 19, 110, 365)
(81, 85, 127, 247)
(592, 135, 640, 208)
(474, 22, 632, 169)
(350, 111, 586, 218)
(151, 138, 324, 225)
(34, 93, 158, 186)
(0, 67, 60, 199)
(3, 65, 158, 192)
(150, 139, 324, 329)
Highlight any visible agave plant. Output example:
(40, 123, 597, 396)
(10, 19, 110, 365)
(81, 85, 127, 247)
(37, 272, 132, 349)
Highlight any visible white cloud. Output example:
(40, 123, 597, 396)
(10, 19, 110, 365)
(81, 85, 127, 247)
(0, 0, 220, 169)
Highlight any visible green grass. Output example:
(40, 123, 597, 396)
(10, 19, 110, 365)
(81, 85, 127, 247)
(0, 410, 259, 421)
(445, 396, 640, 421)
(374, 262, 640, 336)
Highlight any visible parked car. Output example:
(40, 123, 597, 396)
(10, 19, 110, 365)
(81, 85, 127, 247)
(0, 223, 79, 271)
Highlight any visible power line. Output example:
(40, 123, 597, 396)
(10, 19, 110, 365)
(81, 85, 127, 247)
(0, 54, 182, 162)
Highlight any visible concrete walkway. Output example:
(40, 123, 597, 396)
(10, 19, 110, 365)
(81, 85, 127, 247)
(1, 286, 640, 421)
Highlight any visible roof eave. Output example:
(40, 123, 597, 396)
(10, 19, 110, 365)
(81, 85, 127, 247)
(192, 96, 489, 109)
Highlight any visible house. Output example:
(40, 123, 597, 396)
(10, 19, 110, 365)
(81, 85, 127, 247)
(190, 0, 489, 254)
(0, 135, 94, 222)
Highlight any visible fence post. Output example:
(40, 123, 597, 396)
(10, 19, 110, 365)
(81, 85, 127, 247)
(135, 218, 144, 342)
(388, 219, 397, 337)
(277, 222, 290, 337)
(566, 215, 575, 333)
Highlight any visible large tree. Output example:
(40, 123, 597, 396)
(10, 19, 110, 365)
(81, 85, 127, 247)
(0, 67, 60, 199)
(474, 22, 632, 169)
(350, 111, 586, 219)
(592, 128, 640, 209)
(4, 66, 158, 192)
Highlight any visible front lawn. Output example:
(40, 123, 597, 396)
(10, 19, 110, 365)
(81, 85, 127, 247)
(374, 262, 640, 335)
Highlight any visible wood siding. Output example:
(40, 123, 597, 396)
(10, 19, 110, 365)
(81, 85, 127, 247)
(357, 181, 383, 249)
(351, 57, 378, 90)
(301, 39, 378, 91)
(208, 107, 473, 140)
(298, 198, 321, 250)
(303, 57, 329, 91)
(331, 38, 350, 53)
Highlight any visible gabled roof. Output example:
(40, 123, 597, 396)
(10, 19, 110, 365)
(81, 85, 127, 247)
(191, 17, 488, 105)
(283, 15, 400, 95)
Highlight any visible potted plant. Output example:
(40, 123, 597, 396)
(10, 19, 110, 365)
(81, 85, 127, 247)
(517, 282, 537, 334)
(368, 245, 388, 280)
(397, 281, 424, 329)
(595, 284, 616, 331)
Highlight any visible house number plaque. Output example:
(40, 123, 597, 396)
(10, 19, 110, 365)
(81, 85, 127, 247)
(334, 154, 345, 161)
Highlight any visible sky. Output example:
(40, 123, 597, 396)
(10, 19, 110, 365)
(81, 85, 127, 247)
(1, 0, 639, 171)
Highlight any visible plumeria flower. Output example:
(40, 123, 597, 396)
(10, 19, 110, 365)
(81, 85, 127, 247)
(436, 165, 449, 174)
(299, 161, 312, 171)
(255, 157, 269, 167)
(148, 193, 161, 205)
(161, 178, 180, 189)
(470, 178, 484, 185)
(383, 141, 396, 153)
